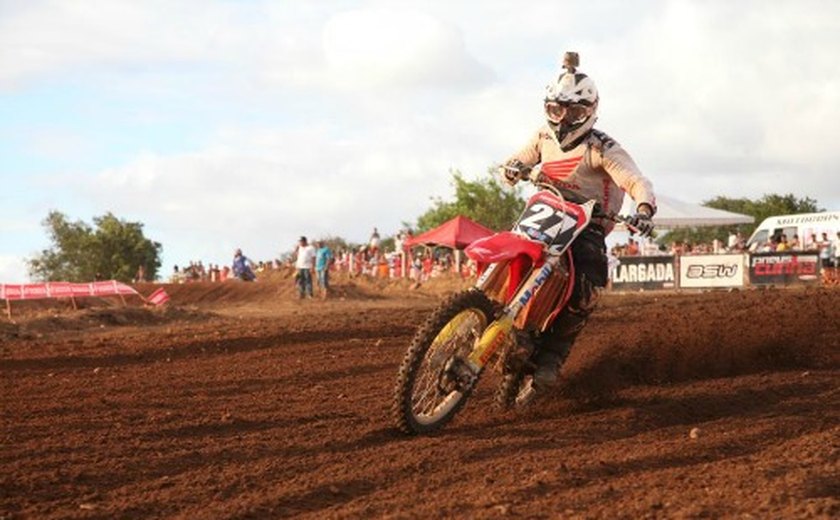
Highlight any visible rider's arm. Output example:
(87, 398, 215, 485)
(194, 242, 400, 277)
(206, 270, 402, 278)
(505, 129, 544, 170)
(597, 144, 657, 215)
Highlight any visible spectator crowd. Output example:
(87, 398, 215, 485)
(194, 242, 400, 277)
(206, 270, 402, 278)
(165, 227, 480, 297)
(165, 227, 840, 291)
(610, 230, 840, 267)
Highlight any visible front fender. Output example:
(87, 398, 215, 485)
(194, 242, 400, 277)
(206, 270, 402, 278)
(465, 232, 545, 265)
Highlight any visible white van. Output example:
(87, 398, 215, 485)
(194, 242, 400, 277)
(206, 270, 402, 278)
(746, 211, 840, 250)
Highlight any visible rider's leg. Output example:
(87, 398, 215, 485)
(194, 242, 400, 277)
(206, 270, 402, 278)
(533, 226, 608, 388)
(533, 276, 601, 387)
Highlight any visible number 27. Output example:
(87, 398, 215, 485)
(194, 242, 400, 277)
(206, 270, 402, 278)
(519, 203, 568, 239)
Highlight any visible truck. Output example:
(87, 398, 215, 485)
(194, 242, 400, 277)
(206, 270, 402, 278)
(746, 211, 840, 250)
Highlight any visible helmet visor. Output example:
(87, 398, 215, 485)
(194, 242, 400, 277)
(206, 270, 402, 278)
(545, 101, 589, 125)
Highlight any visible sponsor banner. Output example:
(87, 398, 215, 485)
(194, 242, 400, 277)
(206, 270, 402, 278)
(48, 282, 74, 298)
(23, 284, 49, 298)
(610, 256, 676, 291)
(71, 284, 93, 296)
(147, 288, 170, 306)
(749, 252, 821, 285)
(92, 281, 119, 296)
(0, 281, 139, 301)
(1, 285, 22, 300)
(679, 254, 746, 289)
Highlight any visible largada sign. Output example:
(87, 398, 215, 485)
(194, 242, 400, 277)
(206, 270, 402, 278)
(610, 256, 676, 290)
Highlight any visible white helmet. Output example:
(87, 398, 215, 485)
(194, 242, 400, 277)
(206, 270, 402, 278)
(544, 56, 599, 150)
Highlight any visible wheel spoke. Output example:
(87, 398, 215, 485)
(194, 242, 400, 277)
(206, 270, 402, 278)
(409, 309, 486, 421)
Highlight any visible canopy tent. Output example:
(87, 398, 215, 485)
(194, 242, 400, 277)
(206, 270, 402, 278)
(404, 216, 495, 276)
(619, 194, 755, 229)
(405, 215, 495, 249)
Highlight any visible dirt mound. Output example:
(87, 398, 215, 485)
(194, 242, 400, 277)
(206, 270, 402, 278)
(560, 287, 840, 400)
(152, 273, 470, 307)
(146, 281, 289, 305)
(0, 304, 213, 342)
(156, 280, 391, 306)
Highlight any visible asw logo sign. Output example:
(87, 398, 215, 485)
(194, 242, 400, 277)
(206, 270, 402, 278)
(686, 264, 739, 279)
(679, 254, 745, 288)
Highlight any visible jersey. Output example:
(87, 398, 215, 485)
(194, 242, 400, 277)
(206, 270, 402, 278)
(508, 126, 656, 233)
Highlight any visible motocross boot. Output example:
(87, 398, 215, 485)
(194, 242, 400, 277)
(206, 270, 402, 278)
(532, 340, 572, 389)
(533, 271, 601, 389)
(506, 330, 536, 374)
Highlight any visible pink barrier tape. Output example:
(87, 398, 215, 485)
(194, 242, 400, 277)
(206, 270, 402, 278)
(0, 281, 140, 301)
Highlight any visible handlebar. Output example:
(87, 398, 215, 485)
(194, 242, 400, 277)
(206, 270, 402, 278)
(532, 179, 646, 235)
(502, 163, 650, 235)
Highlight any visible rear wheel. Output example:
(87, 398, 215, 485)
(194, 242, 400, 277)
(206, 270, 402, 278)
(392, 290, 494, 434)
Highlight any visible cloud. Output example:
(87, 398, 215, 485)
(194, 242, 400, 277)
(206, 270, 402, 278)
(0, 255, 28, 284)
(0, 1, 492, 93)
(0, 0, 325, 90)
(576, 1, 840, 206)
(322, 7, 492, 89)
(2, 0, 840, 281)
(80, 119, 484, 267)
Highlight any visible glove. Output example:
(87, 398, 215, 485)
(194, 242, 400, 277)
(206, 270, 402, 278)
(502, 159, 526, 186)
(628, 205, 655, 237)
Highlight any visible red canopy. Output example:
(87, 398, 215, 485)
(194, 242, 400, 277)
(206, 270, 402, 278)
(405, 215, 495, 250)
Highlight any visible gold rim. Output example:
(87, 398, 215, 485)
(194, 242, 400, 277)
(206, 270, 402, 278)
(410, 308, 488, 424)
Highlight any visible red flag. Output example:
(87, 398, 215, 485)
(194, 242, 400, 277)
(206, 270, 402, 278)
(147, 288, 170, 306)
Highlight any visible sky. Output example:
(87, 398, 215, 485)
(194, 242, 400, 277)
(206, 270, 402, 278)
(2, 0, 839, 283)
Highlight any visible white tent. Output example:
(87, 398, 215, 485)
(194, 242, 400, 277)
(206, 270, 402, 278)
(619, 194, 754, 229)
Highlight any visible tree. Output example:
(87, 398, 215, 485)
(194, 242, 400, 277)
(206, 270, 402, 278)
(415, 169, 525, 232)
(704, 194, 821, 232)
(658, 193, 823, 246)
(28, 211, 162, 283)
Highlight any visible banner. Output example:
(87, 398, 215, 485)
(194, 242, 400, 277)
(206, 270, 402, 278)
(0, 281, 140, 301)
(749, 252, 821, 285)
(610, 256, 676, 291)
(146, 288, 170, 306)
(679, 254, 746, 288)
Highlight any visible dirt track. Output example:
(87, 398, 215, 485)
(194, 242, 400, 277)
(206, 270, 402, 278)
(2, 282, 839, 519)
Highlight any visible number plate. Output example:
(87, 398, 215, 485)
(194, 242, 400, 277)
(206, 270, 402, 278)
(515, 192, 592, 253)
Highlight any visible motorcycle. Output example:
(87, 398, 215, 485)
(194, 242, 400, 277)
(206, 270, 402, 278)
(236, 270, 257, 282)
(392, 167, 641, 435)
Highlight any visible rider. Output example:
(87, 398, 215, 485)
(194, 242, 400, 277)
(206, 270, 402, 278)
(503, 52, 657, 388)
(232, 248, 256, 281)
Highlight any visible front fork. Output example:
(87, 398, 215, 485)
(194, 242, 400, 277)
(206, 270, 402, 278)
(465, 256, 561, 374)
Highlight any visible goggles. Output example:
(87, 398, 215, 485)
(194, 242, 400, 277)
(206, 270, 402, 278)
(544, 101, 589, 125)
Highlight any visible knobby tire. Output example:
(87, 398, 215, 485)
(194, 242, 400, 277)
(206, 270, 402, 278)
(392, 289, 494, 435)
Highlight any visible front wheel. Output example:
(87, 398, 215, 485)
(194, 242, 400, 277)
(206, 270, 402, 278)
(392, 290, 494, 434)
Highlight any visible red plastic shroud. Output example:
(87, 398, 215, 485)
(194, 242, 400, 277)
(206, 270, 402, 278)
(465, 191, 586, 317)
(465, 231, 545, 266)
